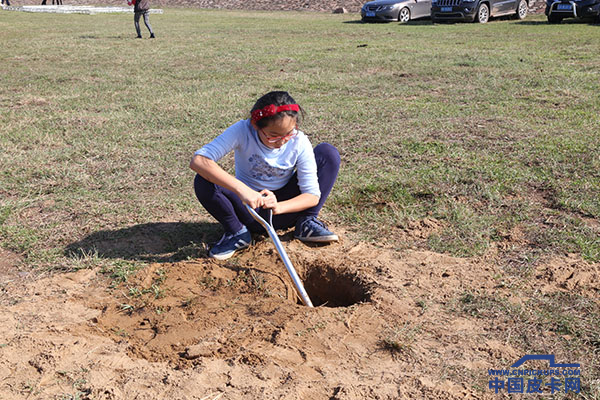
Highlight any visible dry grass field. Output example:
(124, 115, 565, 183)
(1, 7, 599, 400)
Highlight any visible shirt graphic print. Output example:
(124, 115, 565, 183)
(248, 154, 289, 181)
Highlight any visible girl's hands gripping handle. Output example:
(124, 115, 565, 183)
(242, 189, 279, 213)
(259, 190, 279, 212)
(239, 188, 266, 209)
(189, 155, 280, 212)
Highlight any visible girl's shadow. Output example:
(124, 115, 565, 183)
(64, 222, 220, 263)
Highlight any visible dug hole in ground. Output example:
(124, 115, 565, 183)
(1, 228, 599, 399)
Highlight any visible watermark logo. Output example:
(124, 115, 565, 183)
(488, 355, 581, 394)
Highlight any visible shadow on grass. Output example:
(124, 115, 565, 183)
(403, 19, 434, 25)
(516, 19, 600, 25)
(343, 19, 432, 25)
(514, 20, 552, 25)
(64, 222, 221, 263)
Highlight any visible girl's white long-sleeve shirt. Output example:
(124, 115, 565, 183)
(194, 119, 321, 198)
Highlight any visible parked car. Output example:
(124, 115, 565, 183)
(430, 0, 528, 22)
(545, 0, 600, 22)
(361, 0, 432, 22)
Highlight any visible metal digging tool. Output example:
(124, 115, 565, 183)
(245, 204, 314, 308)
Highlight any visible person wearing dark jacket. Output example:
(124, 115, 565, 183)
(128, 0, 155, 39)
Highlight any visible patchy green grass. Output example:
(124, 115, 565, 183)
(379, 322, 420, 356)
(0, 10, 599, 271)
(1, 9, 599, 398)
(449, 289, 600, 396)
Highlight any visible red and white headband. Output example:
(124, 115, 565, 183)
(251, 104, 299, 123)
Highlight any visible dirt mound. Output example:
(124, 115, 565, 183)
(1, 237, 598, 399)
(535, 253, 600, 296)
(85, 239, 378, 369)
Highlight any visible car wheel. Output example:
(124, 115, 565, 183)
(398, 7, 411, 22)
(515, 0, 527, 19)
(547, 14, 562, 23)
(475, 3, 489, 23)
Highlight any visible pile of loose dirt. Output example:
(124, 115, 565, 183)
(2, 233, 597, 399)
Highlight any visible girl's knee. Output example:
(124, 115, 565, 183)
(314, 142, 341, 166)
(193, 174, 215, 200)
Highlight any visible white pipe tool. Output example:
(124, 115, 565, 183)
(245, 204, 314, 308)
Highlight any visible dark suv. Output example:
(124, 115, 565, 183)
(545, 0, 600, 22)
(431, 0, 529, 22)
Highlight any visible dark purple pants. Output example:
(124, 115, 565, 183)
(194, 143, 340, 234)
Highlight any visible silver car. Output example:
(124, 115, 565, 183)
(361, 0, 432, 22)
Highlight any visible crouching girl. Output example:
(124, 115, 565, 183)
(190, 91, 340, 260)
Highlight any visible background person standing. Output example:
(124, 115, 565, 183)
(128, 0, 155, 39)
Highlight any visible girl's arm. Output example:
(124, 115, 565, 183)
(190, 155, 266, 209)
(270, 193, 319, 215)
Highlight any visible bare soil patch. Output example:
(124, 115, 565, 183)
(0, 248, 23, 282)
(1, 235, 598, 399)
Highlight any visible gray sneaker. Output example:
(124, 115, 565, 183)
(294, 216, 338, 243)
(209, 229, 251, 260)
